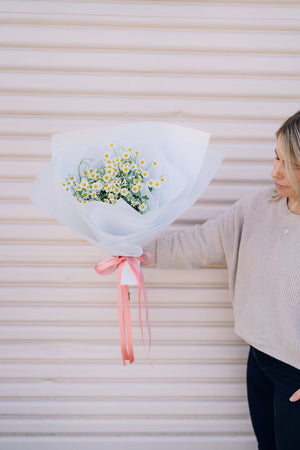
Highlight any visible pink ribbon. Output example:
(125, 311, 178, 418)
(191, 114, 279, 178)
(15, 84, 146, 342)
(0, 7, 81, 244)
(95, 251, 152, 365)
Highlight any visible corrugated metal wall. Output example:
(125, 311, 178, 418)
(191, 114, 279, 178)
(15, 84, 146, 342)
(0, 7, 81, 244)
(0, 1, 299, 449)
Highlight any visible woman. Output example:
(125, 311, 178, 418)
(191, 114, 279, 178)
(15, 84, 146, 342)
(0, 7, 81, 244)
(146, 111, 300, 450)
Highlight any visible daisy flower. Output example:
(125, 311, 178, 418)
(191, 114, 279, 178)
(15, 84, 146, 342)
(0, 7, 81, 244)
(80, 179, 88, 189)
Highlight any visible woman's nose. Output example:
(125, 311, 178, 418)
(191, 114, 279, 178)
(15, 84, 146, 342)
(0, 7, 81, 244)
(271, 161, 282, 178)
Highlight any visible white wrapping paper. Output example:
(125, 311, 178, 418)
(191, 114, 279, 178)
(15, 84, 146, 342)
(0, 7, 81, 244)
(29, 121, 224, 257)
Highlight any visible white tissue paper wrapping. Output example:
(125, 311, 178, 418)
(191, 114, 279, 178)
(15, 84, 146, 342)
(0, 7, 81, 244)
(29, 121, 224, 258)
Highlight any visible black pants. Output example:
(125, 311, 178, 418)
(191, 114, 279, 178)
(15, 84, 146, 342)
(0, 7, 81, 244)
(247, 346, 300, 450)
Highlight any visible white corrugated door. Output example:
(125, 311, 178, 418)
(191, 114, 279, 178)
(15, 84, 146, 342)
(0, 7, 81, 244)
(0, 1, 299, 449)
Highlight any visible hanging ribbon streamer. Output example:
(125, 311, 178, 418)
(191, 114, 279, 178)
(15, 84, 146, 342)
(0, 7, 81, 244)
(95, 251, 152, 366)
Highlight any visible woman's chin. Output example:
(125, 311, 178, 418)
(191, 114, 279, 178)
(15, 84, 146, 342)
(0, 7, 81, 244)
(276, 189, 288, 197)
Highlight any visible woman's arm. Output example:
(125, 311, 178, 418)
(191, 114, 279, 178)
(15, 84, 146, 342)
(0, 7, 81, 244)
(154, 198, 245, 269)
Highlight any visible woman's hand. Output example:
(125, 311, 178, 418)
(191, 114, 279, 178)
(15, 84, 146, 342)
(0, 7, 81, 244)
(289, 389, 300, 402)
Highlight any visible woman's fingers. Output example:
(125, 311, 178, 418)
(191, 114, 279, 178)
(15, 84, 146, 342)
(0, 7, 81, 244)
(289, 389, 300, 402)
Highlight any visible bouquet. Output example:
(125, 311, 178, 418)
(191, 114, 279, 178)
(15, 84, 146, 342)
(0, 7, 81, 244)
(61, 144, 165, 215)
(29, 121, 224, 365)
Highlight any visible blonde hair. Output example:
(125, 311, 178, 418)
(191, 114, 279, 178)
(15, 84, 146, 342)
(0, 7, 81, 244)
(273, 111, 300, 209)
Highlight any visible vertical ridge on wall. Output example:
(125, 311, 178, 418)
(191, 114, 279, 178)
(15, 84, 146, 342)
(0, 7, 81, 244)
(0, 1, 299, 449)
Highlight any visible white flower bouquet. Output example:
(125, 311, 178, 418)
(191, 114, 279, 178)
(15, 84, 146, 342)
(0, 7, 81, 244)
(29, 121, 224, 365)
(61, 144, 165, 215)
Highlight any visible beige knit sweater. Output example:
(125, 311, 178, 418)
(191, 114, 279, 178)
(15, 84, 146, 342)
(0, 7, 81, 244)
(148, 188, 300, 369)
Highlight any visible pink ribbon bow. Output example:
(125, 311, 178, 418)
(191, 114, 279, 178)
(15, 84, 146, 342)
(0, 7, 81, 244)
(95, 251, 152, 365)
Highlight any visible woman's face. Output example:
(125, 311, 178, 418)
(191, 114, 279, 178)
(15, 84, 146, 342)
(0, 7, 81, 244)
(271, 136, 300, 207)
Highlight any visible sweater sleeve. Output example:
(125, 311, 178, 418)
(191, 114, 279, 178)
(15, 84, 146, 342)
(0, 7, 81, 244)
(154, 198, 246, 269)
